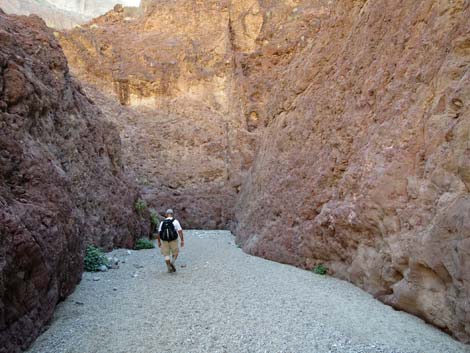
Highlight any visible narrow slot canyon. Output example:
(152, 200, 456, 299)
(0, 1, 469, 352)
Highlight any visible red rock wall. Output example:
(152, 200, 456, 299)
(0, 12, 147, 352)
(233, 0, 470, 342)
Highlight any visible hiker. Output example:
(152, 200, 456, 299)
(157, 209, 184, 273)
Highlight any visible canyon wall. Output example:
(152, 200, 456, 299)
(58, 2, 257, 228)
(233, 0, 470, 343)
(33, 0, 470, 342)
(0, 11, 147, 352)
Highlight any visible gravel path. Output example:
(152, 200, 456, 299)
(28, 230, 470, 353)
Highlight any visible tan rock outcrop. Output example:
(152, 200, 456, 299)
(58, 1, 257, 228)
(0, 11, 147, 352)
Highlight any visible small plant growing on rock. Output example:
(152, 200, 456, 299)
(134, 198, 147, 213)
(149, 209, 160, 239)
(149, 209, 160, 227)
(312, 264, 328, 275)
(135, 238, 155, 250)
(84, 245, 109, 272)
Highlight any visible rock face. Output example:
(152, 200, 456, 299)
(232, 0, 470, 343)
(0, 0, 140, 29)
(0, 11, 147, 352)
(58, 1, 257, 228)
(48, 0, 470, 342)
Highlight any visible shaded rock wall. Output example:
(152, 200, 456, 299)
(0, 12, 147, 352)
(233, 0, 470, 343)
(58, 1, 257, 228)
(82, 84, 244, 228)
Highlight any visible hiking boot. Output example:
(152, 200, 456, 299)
(170, 262, 176, 273)
(166, 262, 173, 273)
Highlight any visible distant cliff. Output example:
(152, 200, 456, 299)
(0, 0, 140, 28)
(46, 0, 140, 19)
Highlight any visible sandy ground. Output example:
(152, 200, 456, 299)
(28, 230, 470, 353)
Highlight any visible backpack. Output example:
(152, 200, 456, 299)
(159, 218, 178, 241)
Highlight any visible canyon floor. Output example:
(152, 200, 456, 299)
(27, 231, 469, 353)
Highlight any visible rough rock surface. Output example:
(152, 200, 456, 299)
(43, 0, 470, 342)
(0, 11, 147, 352)
(58, 2, 257, 228)
(82, 85, 242, 228)
(232, 0, 470, 343)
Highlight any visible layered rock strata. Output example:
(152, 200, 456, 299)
(0, 11, 147, 352)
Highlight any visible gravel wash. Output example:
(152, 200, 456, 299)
(28, 230, 470, 353)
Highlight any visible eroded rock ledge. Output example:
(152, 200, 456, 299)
(0, 11, 147, 352)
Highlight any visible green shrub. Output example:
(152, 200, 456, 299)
(135, 238, 155, 250)
(149, 209, 160, 227)
(312, 264, 328, 275)
(135, 198, 147, 213)
(84, 245, 108, 272)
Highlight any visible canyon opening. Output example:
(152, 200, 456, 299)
(0, 1, 469, 352)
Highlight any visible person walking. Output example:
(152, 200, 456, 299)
(157, 209, 184, 273)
